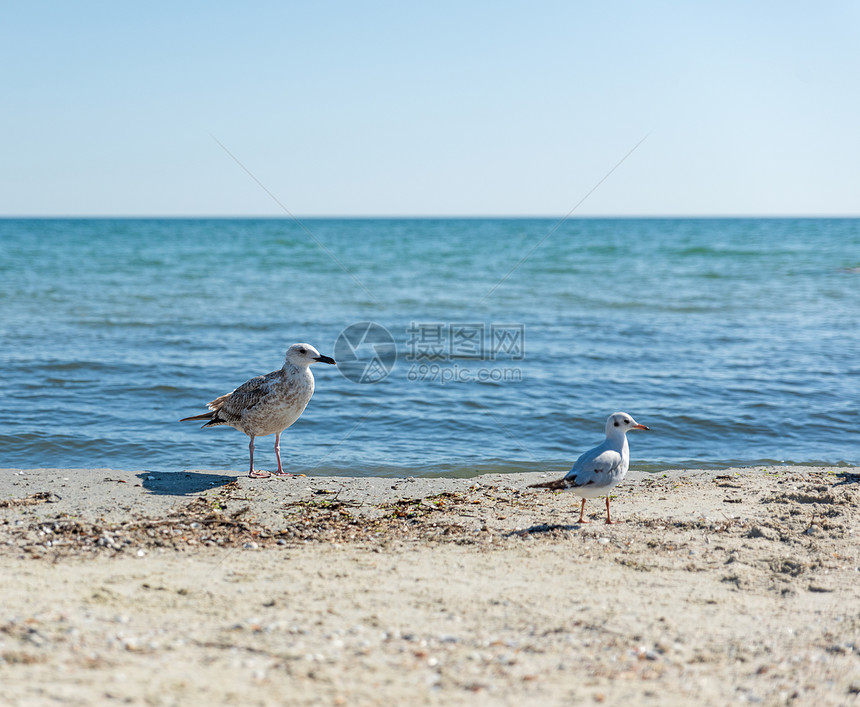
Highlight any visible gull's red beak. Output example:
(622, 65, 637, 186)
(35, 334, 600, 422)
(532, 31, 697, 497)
(633, 423, 650, 430)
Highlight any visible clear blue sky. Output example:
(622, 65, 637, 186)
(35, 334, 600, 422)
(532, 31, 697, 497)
(2, 1, 858, 216)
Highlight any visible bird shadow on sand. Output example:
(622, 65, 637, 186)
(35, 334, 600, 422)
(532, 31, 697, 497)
(136, 472, 238, 496)
(832, 472, 860, 487)
(506, 523, 583, 537)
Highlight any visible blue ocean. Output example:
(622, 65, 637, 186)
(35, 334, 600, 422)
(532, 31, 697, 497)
(1, 218, 857, 476)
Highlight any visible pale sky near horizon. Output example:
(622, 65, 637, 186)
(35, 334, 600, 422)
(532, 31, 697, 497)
(2, 2, 859, 217)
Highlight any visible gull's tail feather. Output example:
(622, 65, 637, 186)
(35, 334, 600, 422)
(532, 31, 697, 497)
(180, 391, 233, 423)
(529, 478, 575, 490)
(180, 410, 230, 428)
(180, 411, 215, 422)
(180, 410, 222, 429)
(181, 391, 234, 428)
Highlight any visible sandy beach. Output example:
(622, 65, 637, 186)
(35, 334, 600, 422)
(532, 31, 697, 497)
(1, 465, 858, 706)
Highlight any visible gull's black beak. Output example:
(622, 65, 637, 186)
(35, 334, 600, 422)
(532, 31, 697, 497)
(315, 355, 337, 365)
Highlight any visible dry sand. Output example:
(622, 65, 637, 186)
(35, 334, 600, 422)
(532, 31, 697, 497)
(1, 465, 858, 706)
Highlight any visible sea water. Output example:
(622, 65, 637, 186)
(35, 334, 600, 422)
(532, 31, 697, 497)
(0, 218, 857, 475)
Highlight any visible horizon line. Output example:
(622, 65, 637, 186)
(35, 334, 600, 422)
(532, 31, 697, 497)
(2, 213, 859, 220)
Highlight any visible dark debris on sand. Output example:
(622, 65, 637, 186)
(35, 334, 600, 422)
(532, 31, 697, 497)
(0, 483, 493, 559)
(0, 473, 857, 588)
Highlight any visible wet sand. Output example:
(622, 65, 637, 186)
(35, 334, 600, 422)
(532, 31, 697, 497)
(1, 466, 858, 705)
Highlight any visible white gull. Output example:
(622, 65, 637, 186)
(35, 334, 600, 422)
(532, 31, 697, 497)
(529, 412, 649, 524)
(180, 343, 336, 478)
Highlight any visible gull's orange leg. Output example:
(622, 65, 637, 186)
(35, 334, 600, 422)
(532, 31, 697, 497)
(604, 496, 622, 524)
(248, 435, 272, 478)
(272, 432, 295, 477)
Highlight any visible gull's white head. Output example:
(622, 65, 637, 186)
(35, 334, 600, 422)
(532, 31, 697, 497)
(285, 343, 337, 368)
(605, 412, 649, 436)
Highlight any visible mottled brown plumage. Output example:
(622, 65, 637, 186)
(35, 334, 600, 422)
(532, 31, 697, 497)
(181, 343, 336, 477)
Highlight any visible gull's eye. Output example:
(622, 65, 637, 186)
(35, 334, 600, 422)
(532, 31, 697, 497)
(299, 348, 307, 355)
(623, 418, 630, 424)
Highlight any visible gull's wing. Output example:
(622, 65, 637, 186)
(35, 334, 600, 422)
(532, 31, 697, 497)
(562, 443, 624, 488)
(208, 371, 280, 424)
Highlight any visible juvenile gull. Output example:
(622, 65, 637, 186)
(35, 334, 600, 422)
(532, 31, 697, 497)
(180, 343, 336, 478)
(529, 412, 649, 524)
